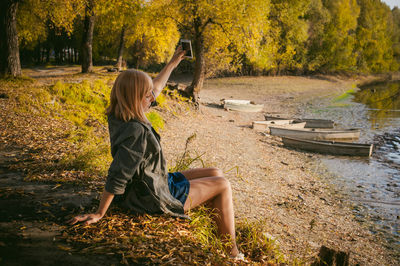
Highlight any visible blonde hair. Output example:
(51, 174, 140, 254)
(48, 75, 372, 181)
(106, 69, 153, 123)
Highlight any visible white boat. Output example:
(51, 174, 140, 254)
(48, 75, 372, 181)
(252, 120, 293, 131)
(224, 100, 263, 112)
(253, 121, 306, 133)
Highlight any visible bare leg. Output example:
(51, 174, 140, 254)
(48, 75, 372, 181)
(180, 167, 223, 180)
(181, 168, 239, 257)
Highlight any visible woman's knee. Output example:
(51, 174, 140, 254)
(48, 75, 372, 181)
(216, 176, 231, 192)
(210, 167, 224, 177)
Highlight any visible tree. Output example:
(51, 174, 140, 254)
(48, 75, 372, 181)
(305, 0, 330, 72)
(81, 0, 95, 73)
(308, 0, 360, 72)
(0, 0, 81, 76)
(166, 0, 269, 101)
(0, 0, 22, 77)
(268, 0, 311, 75)
(392, 7, 400, 67)
(355, 0, 396, 72)
(94, 0, 179, 70)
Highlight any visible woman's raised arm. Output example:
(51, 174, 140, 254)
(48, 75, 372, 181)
(152, 46, 186, 98)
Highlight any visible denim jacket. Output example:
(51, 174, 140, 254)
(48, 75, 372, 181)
(105, 115, 186, 218)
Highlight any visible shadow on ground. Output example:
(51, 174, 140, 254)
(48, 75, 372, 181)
(0, 147, 120, 265)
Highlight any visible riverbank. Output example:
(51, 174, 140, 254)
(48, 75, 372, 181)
(164, 73, 399, 264)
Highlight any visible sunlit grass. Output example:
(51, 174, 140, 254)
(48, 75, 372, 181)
(333, 89, 355, 102)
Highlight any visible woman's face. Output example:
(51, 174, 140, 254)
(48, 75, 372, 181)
(141, 89, 155, 112)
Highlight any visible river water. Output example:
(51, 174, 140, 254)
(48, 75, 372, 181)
(300, 80, 400, 255)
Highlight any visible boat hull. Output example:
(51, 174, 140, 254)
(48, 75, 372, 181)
(269, 127, 360, 141)
(264, 115, 334, 128)
(282, 137, 373, 157)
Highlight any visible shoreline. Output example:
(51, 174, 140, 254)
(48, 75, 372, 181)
(163, 74, 398, 264)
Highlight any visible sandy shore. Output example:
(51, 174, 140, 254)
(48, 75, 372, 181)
(163, 74, 398, 264)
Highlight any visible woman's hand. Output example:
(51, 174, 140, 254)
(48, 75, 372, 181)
(66, 190, 114, 226)
(152, 46, 186, 96)
(67, 213, 103, 225)
(168, 46, 186, 69)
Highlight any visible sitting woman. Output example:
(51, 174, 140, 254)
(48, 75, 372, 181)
(68, 48, 242, 259)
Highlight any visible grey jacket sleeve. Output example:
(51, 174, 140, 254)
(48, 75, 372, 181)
(105, 126, 147, 195)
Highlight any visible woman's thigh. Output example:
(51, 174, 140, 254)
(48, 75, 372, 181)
(183, 176, 230, 211)
(180, 167, 223, 180)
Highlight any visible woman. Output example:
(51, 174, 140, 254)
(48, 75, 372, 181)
(68, 47, 242, 259)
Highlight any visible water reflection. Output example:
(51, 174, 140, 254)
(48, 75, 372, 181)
(354, 81, 400, 129)
(301, 80, 400, 254)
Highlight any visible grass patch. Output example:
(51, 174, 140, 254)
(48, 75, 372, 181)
(333, 89, 355, 102)
(146, 111, 164, 132)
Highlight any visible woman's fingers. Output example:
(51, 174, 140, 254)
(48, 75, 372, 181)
(67, 214, 91, 225)
(85, 215, 99, 225)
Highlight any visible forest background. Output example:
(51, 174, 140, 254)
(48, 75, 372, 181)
(1, 0, 400, 98)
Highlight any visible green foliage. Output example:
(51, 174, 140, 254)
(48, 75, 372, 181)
(146, 111, 165, 132)
(189, 207, 225, 254)
(51, 79, 109, 125)
(314, 0, 360, 72)
(392, 7, 400, 65)
(355, 0, 397, 73)
(13, 0, 400, 75)
(236, 220, 287, 263)
(60, 134, 111, 175)
(95, 0, 180, 68)
(333, 88, 355, 102)
(268, 0, 311, 74)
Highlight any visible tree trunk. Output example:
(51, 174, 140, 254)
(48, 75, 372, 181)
(185, 19, 205, 103)
(116, 25, 126, 71)
(74, 48, 77, 63)
(0, 0, 21, 77)
(81, 0, 95, 73)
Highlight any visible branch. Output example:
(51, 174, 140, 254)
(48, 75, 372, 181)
(164, 14, 193, 35)
(199, 18, 212, 35)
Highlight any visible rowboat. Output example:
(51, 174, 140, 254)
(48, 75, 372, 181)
(264, 115, 334, 128)
(224, 100, 264, 112)
(252, 121, 306, 132)
(281, 137, 373, 157)
(269, 127, 360, 141)
(252, 120, 293, 131)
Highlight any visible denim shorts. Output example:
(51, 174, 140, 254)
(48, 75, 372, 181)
(168, 172, 190, 205)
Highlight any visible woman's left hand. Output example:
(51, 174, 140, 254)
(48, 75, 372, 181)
(67, 213, 103, 225)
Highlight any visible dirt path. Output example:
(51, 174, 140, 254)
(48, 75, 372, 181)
(163, 75, 398, 264)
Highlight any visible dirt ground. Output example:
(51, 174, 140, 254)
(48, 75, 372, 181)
(162, 74, 399, 264)
(1, 68, 399, 265)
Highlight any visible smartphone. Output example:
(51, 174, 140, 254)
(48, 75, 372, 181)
(180, 39, 193, 59)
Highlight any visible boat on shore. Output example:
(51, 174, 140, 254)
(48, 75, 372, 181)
(224, 100, 264, 112)
(269, 127, 360, 141)
(281, 137, 373, 157)
(264, 115, 334, 128)
(252, 121, 306, 132)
